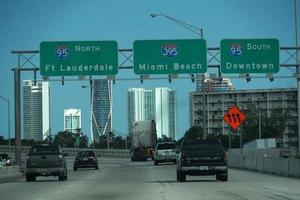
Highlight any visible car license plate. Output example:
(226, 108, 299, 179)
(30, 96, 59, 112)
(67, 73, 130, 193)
(199, 166, 208, 170)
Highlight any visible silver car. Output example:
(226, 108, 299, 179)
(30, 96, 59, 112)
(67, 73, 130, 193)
(153, 142, 177, 165)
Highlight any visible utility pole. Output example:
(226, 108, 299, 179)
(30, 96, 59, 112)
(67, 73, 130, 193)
(294, 0, 300, 155)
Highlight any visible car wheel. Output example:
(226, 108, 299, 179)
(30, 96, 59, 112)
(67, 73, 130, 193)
(26, 174, 36, 182)
(73, 167, 77, 171)
(177, 170, 186, 182)
(154, 161, 158, 166)
(95, 165, 99, 170)
(216, 174, 228, 182)
(59, 174, 65, 181)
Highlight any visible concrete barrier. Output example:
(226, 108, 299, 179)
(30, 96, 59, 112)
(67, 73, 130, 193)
(227, 148, 300, 178)
(0, 165, 23, 182)
(288, 158, 300, 177)
(243, 156, 257, 170)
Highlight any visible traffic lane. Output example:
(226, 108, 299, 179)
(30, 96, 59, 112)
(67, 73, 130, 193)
(0, 158, 299, 200)
(0, 165, 104, 200)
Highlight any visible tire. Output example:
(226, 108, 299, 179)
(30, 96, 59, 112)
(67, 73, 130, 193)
(154, 161, 158, 166)
(216, 174, 228, 182)
(73, 167, 77, 171)
(95, 165, 99, 170)
(59, 174, 65, 181)
(131, 156, 135, 162)
(177, 170, 186, 182)
(26, 174, 36, 182)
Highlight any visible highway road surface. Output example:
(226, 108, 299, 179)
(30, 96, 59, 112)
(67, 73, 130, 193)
(0, 158, 299, 200)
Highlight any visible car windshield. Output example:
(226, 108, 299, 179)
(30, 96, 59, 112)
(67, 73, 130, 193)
(77, 151, 95, 157)
(30, 146, 60, 154)
(157, 143, 176, 150)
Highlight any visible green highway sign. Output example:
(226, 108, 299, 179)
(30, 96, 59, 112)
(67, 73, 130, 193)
(220, 39, 279, 73)
(40, 41, 118, 76)
(133, 39, 207, 74)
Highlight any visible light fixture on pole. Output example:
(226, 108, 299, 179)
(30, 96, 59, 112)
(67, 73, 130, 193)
(150, 13, 203, 38)
(267, 73, 274, 82)
(246, 74, 251, 82)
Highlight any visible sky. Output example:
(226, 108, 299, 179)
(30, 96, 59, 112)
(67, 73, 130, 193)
(0, 0, 299, 142)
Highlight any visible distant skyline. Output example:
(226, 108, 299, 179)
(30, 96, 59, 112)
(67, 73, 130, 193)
(0, 0, 299, 141)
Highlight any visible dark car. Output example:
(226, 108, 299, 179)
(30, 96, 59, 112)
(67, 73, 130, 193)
(73, 151, 99, 171)
(0, 153, 13, 166)
(25, 144, 68, 182)
(176, 138, 228, 182)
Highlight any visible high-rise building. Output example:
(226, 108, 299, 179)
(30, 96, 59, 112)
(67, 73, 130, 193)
(23, 80, 50, 141)
(64, 109, 81, 133)
(91, 79, 112, 143)
(128, 88, 176, 140)
(190, 88, 298, 148)
(128, 88, 155, 132)
(155, 88, 176, 140)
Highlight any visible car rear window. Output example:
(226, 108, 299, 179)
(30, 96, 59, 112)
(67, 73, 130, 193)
(77, 151, 95, 157)
(30, 146, 60, 154)
(157, 143, 176, 150)
(181, 139, 224, 152)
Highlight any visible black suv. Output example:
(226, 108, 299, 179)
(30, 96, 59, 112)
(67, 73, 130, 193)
(176, 138, 228, 182)
(25, 144, 68, 182)
(73, 151, 99, 171)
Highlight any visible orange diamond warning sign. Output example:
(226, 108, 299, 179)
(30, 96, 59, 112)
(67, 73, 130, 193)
(223, 105, 246, 130)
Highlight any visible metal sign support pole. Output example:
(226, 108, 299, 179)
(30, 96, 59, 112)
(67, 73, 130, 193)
(12, 68, 21, 166)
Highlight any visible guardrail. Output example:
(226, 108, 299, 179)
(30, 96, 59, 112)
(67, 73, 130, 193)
(0, 145, 131, 158)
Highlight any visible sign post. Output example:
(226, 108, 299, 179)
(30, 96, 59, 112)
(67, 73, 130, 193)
(133, 39, 207, 74)
(221, 39, 279, 73)
(40, 41, 118, 76)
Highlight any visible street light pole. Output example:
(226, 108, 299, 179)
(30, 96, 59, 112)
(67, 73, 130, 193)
(0, 96, 11, 146)
(247, 103, 262, 139)
(150, 13, 207, 138)
(294, 0, 300, 155)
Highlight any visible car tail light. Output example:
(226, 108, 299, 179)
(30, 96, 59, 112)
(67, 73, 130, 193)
(180, 152, 186, 162)
(224, 154, 228, 162)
